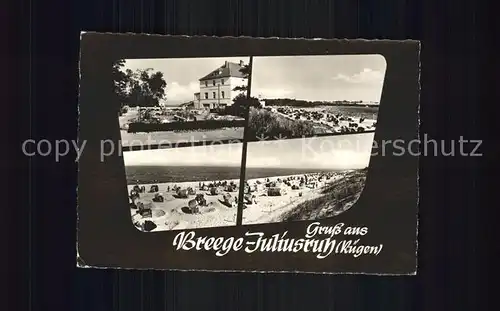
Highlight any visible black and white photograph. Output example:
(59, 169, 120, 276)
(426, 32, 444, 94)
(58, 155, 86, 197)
(240, 133, 373, 224)
(115, 57, 250, 149)
(246, 55, 386, 141)
(125, 133, 375, 231)
(124, 142, 244, 232)
(77, 33, 419, 274)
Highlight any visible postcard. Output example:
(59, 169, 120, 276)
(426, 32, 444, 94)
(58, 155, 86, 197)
(77, 33, 420, 274)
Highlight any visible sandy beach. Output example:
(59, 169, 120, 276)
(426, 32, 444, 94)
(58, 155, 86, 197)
(241, 174, 346, 224)
(273, 109, 377, 133)
(128, 169, 365, 232)
(129, 178, 240, 232)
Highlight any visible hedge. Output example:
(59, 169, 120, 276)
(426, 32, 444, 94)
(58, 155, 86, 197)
(128, 119, 245, 133)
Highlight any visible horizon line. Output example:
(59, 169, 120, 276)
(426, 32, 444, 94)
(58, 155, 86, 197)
(125, 164, 364, 170)
(155, 98, 380, 106)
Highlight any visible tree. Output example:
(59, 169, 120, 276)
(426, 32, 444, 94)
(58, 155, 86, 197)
(140, 69, 167, 101)
(126, 68, 167, 107)
(232, 59, 261, 114)
(232, 62, 251, 95)
(111, 60, 167, 108)
(112, 59, 131, 109)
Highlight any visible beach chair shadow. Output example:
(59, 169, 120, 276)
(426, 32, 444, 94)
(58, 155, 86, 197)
(181, 206, 195, 214)
(218, 199, 233, 208)
(173, 194, 188, 199)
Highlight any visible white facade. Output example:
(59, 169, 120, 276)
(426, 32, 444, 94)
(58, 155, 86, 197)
(195, 74, 248, 109)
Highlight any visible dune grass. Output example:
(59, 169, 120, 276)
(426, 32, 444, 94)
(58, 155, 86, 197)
(279, 169, 368, 222)
(247, 107, 316, 139)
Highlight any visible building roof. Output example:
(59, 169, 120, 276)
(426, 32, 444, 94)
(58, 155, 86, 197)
(199, 61, 247, 81)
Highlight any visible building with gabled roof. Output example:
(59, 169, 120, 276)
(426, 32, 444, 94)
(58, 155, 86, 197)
(194, 60, 248, 109)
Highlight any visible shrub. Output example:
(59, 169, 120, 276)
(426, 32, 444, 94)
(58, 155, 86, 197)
(247, 108, 315, 139)
(280, 169, 367, 222)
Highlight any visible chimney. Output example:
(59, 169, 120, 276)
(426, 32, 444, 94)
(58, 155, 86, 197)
(239, 60, 244, 66)
(224, 61, 228, 67)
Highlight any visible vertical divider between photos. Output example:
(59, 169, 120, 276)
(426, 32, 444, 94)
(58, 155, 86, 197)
(236, 56, 254, 226)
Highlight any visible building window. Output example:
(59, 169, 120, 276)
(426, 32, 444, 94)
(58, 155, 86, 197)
(221, 91, 225, 98)
(213, 92, 216, 99)
(204, 92, 208, 99)
(205, 81, 208, 87)
(221, 79, 225, 85)
(213, 80, 216, 86)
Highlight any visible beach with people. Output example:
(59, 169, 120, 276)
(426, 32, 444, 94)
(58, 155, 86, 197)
(128, 168, 367, 232)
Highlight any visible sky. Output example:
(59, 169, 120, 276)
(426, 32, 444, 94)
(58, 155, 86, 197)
(123, 133, 374, 170)
(246, 133, 374, 170)
(123, 142, 244, 167)
(251, 55, 386, 102)
(122, 54, 386, 105)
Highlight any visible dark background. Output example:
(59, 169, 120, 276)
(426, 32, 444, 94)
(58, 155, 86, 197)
(10, 0, 489, 310)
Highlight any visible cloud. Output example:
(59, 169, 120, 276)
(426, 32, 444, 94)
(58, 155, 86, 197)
(332, 68, 385, 84)
(165, 81, 199, 102)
